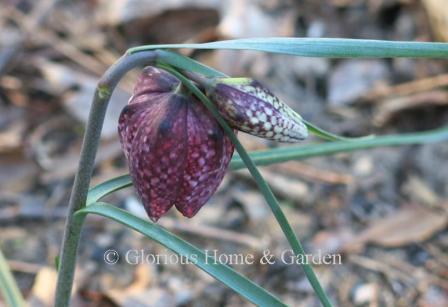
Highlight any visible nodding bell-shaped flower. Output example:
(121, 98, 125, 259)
(207, 78, 308, 142)
(118, 67, 234, 221)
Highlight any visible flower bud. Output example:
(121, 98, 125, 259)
(118, 67, 234, 221)
(208, 78, 308, 142)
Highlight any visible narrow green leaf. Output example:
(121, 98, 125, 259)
(76, 203, 285, 307)
(0, 249, 25, 307)
(155, 50, 226, 77)
(230, 125, 448, 169)
(87, 174, 132, 205)
(87, 125, 448, 204)
(129, 37, 448, 58)
(302, 119, 374, 142)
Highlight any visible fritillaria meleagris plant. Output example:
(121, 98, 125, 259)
(118, 66, 308, 221)
(55, 37, 448, 306)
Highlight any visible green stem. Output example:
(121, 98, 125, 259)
(0, 249, 25, 307)
(55, 51, 160, 307)
(161, 64, 333, 307)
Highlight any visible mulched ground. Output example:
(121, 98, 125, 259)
(1, 0, 448, 306)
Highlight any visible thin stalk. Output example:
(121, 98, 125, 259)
(54, 51, 160, 307)
(0, 249, 25, 307)
(160, 64, 333, 307)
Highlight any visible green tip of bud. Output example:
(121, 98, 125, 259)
(214, 77, 253, 86)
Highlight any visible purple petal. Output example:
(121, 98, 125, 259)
(133, 66, 180, 97)
(175, 101, 234, 217)
(118, 95, 167, 159)
(127, 95, 188, 221)
(118, 66, 235, 221)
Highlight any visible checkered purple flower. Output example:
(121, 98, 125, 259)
(118, 67, 234, 221)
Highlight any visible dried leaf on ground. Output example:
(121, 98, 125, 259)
(423, 0, 448, 41)
(96, 0, 220, 26)
(328, 60, 390, 106)
(314, 204, 448, 254)
(38, 59, 130, 138)
(0, 151, 38, 193)
(28, 267, 58, 307)
(347, 205, 448, 250)
(374, 90, 448, 126)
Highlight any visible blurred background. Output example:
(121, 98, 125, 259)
(1, 0, 448, 306)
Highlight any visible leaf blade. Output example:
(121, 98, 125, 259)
(76, 203, 285, 307)
(230, 125, 448, 169)
(155, 50, 226, 77)
(88, 125, 448, 203)
(302, 119, 374, 142)
(86, 174, 132, 205)
(129, 38, 448, 58)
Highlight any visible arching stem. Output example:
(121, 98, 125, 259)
(55, 51, 159, 307)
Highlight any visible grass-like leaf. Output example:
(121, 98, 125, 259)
(75, 203, 285, 307)
(302, 119, 374, 142)
(129, 37, 448, 58)
(88, 124, 448, 204)
(86, 174, 132, 205)
(156, 50, 226, 77)
(0, 249, 25, 307)
(230, 125, 448, 169)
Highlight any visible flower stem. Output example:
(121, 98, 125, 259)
(161, 65, 333, 307)
(54, 51, 159, 307)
